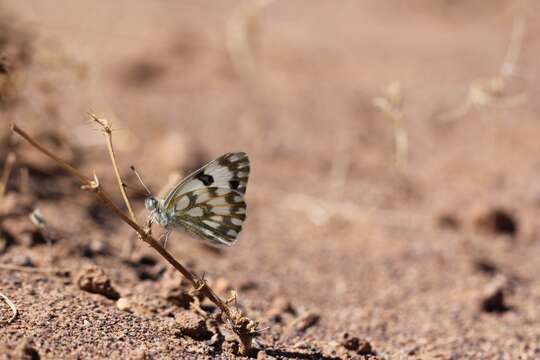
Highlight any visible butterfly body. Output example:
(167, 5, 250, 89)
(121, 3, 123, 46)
(145, 152, 250, 247)
(145, 197, 174, 229)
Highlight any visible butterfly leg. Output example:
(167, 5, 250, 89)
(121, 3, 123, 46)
(159, 230, 172, 248)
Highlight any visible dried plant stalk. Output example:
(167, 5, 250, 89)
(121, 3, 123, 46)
(226, 0, 274, 79)
(10, 124, 257, 354)
(0, 263, 66, 275)
(0, 292, 17, 325)
(437, 12, 528, 121)
(373, 81, 408, 171)
(89, 113, 137, 259)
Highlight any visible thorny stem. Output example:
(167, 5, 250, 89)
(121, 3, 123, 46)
(89, 113, 137, 259)
(10, 123, 257, 354)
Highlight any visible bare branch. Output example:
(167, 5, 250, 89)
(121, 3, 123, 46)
(0, 263, 67, 275)
(373, 81, 408, 172)
(88, 112, 138, 259)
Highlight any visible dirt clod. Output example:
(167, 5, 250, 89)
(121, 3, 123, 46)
(341, 333, 374, 356)
(174, 310, 212, 340)
(76, 266, 120, 300)
(291, 311, 320, 332)
(474, 207, 518, 237)
(12, 342, 40, 360)
(481, 278, 511, 314)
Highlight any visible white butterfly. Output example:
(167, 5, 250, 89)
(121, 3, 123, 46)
(145, 152, 249, 247)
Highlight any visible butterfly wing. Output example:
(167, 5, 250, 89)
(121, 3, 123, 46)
(163, 152, 249, 246)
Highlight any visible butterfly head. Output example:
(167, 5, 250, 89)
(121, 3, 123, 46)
(145, 196, 160, 212)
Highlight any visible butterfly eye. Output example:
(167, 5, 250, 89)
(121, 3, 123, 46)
(145, 197, 158, 211)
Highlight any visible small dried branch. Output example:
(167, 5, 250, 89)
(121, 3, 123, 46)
(226, 0, 274, 80)
(373, 81, 408, 172)
(0, 263, 68, 275)
(89, 112, 137, 259)
(10, 123, 258, 354)
(437, 12, 528, 122)
(0, 152, 16, 215)
(500, 12, 526, 78)
(0, 292, 18, 325)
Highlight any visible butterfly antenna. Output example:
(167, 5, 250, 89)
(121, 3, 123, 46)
(130, 165, 152, 195)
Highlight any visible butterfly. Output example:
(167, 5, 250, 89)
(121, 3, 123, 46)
(144, 152, 249, 247)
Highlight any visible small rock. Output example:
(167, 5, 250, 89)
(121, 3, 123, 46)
(341, 333, 374, 355)
(481, 288, 509, 313)
(174, 310, 212, 340)
(341, 333, 360, 351)
(474, 207, 518, 237)
(480, 277, 511, 313)
(292, 311, 320, 332)
(76, 266, 120, 300)
(356, 339, 374, 355)
(16, 342, 40, 360)
(116, 297, 132, 312)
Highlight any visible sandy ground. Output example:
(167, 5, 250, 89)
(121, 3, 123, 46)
(1, 1, 540, 359)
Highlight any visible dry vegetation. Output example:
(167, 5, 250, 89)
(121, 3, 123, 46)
(1, 1, 540, 359)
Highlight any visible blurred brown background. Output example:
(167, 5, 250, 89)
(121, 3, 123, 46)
(1, 1, 540, 358)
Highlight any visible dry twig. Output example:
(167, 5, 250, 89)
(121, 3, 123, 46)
(10, 123, 258, 354)
(226, 0, 274, 80)
(89, 113, 138, 259)
(0, 263, 67, 275)
(373, 81, 408, 171)
(0, 292, 18, 325)
(437, 13, 528, 121)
